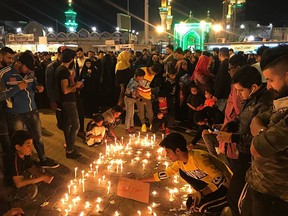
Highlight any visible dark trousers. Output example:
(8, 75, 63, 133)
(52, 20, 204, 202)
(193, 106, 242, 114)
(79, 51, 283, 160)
(0, 105, 11, 154)
(62, 102, 80, 152)
(241, 186, 288, 216)
(151, 114, 175, 133)
(7, 110, 46, 162)
(227, 153, 251, 216)
(179, 169, 228, 213)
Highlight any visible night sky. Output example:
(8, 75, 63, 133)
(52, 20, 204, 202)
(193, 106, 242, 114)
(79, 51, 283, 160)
(0, 0, 287, 33)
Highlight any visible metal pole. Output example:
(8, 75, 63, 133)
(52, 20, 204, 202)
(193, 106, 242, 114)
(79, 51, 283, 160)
(144, 0, 149, 44)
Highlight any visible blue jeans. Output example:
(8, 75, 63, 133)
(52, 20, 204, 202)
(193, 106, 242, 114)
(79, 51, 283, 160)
(7, 110, 46, 161)
(124, 96, 135, 129)
(61, 102, 79, 152)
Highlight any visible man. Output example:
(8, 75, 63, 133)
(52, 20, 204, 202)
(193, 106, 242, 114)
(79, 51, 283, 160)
(1, 51, 59, 168)
(0, 47, 15, 155)
(162, 44, 174, 65)
(252, 45, 270, 83)
(56, 48, 83, 159)
(214, 47, 231, 112)
(75, 47, 87, 78)
(0, 47, 15, 69)
(241, 45, 288, 216)
(213, 65, 273, 216)
(141, 133, 232, 214)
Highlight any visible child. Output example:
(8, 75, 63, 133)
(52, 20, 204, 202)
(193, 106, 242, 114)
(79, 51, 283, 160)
(202, 88, 217, 108)
(4, 130, 54, 204)
(102, 105, 123, 141)
(124, 68, 145, 134)
(151, 90, 175, 135)
(186, 84, 205, 131)
(86, 113, 106, 146)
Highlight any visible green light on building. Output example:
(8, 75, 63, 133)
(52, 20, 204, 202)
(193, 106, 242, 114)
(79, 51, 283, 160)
(65, 0, 78, 32)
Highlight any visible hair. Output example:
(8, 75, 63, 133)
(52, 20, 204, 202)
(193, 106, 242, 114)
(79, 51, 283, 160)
(157, 90, 167, 98)
(219, 47, 229, 57)
(92, 113, 104, 123)
(260, 45, 288, 72)
(184, 49, 191, 54)
(112, 105, 123, 113)
(229, 54, 247, 67)
(166, 44, 174, 51)
(159, 133, 188, 153)
(166, 61, 177, 75)
(76, 47, 83, 53)
(0, 47, 14, 55)
(11, 130, 33, 148)
(151, 63, 162, 74)
(205, 88, 214, 96)
(229, 48, 234, 52)
(174, 47, 184, 55)
(134, 68, 145, 77)
(202, 51, 211, 57)
(190, 83, 198, 90)
(257, 45, 269, 56)
(61, 49, 76, 63)
(212, 47, 219, 53)
(232, 65, 262, 88)
(195, 50, 202, 55)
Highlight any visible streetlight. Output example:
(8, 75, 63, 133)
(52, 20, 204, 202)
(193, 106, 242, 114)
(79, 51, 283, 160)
(69, 27, 75, 32)
(116, 27, 120, 32)
(240, 24, 245, 29)
(48, 27, 53, 33)
(156, 25, 164, 34)
(16, 28, 22, 33)
(92, 27, 96, 32)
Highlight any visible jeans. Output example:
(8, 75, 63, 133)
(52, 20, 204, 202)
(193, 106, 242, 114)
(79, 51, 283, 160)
(61, 102, 79, 152)
(136, 98, 153, 125)
(7, 110, 46, 161)
(124, 96, 135, 129)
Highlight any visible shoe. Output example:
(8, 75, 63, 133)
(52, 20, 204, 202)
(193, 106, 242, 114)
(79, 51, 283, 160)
(39, 158, 59, 168)
(77, 131, 86, 139)
(141, 124, 147, 133)
(66, 150, 81, 159)
(165, 128, 170, 135)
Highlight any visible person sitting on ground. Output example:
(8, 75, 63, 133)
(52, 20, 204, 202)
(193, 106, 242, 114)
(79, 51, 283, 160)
(85, 113, 106, 147)
(151, 90, 175, 135)
(202, 88, 217, 108)
(4, 130, 54, 205)
(141, 133, 232, 214)
(102, 105, 123, 141)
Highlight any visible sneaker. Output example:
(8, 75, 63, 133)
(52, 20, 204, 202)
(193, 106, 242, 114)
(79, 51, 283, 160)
(141, 124, 147, 133)
(66, 150, 81, 159)
(39, 158, 59, 168)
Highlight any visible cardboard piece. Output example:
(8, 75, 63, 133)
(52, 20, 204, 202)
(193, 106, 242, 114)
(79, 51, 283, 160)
(117, 177, 150, 203)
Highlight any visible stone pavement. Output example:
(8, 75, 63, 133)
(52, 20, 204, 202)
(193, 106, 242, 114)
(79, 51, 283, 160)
(0, 109, 231, 216)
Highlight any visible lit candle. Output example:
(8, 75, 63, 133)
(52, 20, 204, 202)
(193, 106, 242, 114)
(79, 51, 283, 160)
(148, 206, 153, 214)
(138, 132, 140, 138)
(82, 179, 85, 192)
(85, 201, 90, 209)
(68, 185, 71, 194)
(68, 204, 72, 211)
(72, 198, 77, 206)
(152, 191, 157, 196)
(164, 161, 169, 169)
(102, 175, 106, 181)
(64, 209, 68, 216)
(169, 189, 174, 202)
(153, 213, 157, 216)
(98, 178, 101, 185)
(137, 210, 141, 216)
(79, 212, 85, 216)
(73, 185, 77, 194)
(74, 167, 78, 179)
(96, 197, 102, 203)
(96, 204, 100, 212)
(121, 136, 124, 144)
(81, 170, 84, 179)
(142, 163, 145, 170)
(116, 164, 119, 173)
(96, 165, 99, 174)
(90, 163, 92, 171)
(93, 171, 96, 177)
(61, 198, 66, 205)
(65, 193, 69, 201)
(115, 211, 120, 216)
(162, 134, 164, 140)
(153, 134, 156, 141)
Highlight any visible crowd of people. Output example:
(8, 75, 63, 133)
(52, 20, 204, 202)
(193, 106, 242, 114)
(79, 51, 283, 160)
(0, 43, 287, 215)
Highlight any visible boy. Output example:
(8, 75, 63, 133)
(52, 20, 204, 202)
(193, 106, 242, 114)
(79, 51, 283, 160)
(124, 68, 145, 134)
(86, 113, 106, 146)
(151, 90, 175, 135)
(141, 133, 232, 213)
(4, 130, 54, 204)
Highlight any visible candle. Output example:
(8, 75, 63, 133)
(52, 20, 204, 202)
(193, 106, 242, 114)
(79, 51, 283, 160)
(79, 212, 85, 216)
(64, 209, 68, 216)
(82, 179, 85, 192)
(148, 206, 153, 214)
(61, 198, 66, 205)
(65, 193, 69, 201)
(74, 167, 78, 179)
(115, 211, 120, 216)
(96, 165, 99, 174)
(81, 170, 84, 179)
(98, 178, 101, 185)
(116, 164, 119, 173)
(96, 204, 100, 212)
(68, 185, 71, 194)
(153, 134, 156, 141)
(121, 136, 124, 144)
(153, 213, 157, 216)
(68, 204, 72, 211)
(169, 189, 174, 202)
(96, 197, 102, 203)
(142, 163, 145, 170)
(152, 191, 157, 196)
(162, 134, 164, 140)
(93, 171, 96, 177)
(85, 201, 90, 209)
(164, 161, 169, 169)
(90, 163, 92, 171)
(73, 185, 77, 194)
(72, 198, 77, 206)
(137, 210, 141, 216)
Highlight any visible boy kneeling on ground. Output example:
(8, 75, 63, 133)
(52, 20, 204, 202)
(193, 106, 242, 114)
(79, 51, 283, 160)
(4, 130, 54, 204)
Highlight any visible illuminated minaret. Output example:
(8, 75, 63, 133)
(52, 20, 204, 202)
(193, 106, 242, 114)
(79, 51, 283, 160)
(159, 0, 173, 31)
(65, 0, 78, 32)
(223, 0, 246, 30)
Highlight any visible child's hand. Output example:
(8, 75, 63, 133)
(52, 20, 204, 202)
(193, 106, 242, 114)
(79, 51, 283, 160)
(42, 175, 54, 184)
(157, 113, 163, 119)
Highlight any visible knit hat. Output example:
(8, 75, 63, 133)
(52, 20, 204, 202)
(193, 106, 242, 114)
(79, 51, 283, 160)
(18, 52, 35, 71)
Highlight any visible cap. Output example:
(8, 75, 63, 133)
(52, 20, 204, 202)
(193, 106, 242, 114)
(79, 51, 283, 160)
(18, 52, 35, 71)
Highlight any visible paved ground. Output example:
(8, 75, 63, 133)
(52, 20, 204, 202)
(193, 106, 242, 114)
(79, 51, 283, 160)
(0, 109, 231, 216)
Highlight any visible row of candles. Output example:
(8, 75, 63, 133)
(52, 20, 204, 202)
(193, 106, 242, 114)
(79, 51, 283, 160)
(59, 133, 188, 215)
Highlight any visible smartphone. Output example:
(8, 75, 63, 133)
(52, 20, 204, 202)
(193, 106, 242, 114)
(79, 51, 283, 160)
(213, 128, 219, 132)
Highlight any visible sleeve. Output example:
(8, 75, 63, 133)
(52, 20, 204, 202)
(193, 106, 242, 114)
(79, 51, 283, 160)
(253, 116, 288, 157)
(194, 153, 227, 192)
(0, 75, 21, 101)
(153, 162, 180, 181)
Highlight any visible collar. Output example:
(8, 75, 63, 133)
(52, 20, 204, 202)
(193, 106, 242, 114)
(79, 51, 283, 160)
(273, 96, 288, 111)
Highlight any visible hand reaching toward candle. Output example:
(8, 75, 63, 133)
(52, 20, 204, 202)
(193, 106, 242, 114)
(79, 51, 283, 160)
(42, 175, 54, 184)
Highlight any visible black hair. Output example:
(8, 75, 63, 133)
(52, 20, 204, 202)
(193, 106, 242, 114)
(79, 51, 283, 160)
(11, 130, 33, 148)
(184, 49, 191, 54)
(159, 133, 188, 153)
(151, 63, 162, 74)
(260, 45, 288, 71)
(76, 47, 84, 53)
(157, 90, 167, 98)
(256, 46, 269, 56)
(212, 47, 219, 53)
(202, 51, 211, 57)
(166, 61, 176, 74)
(112, 105, 123, 113)
(134, 68, 145, 77)
(229, 54, 247, 67)
(220, 47, 229, 57)
(166, 44, 174, 51)
(205, 88, 214, 96)
(0, 47, 15, 55)
(92, 113, 104, 123)
(174, 47, 184, 55)
(62, 49, 76, 63)
(232, 65, 262, 88)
